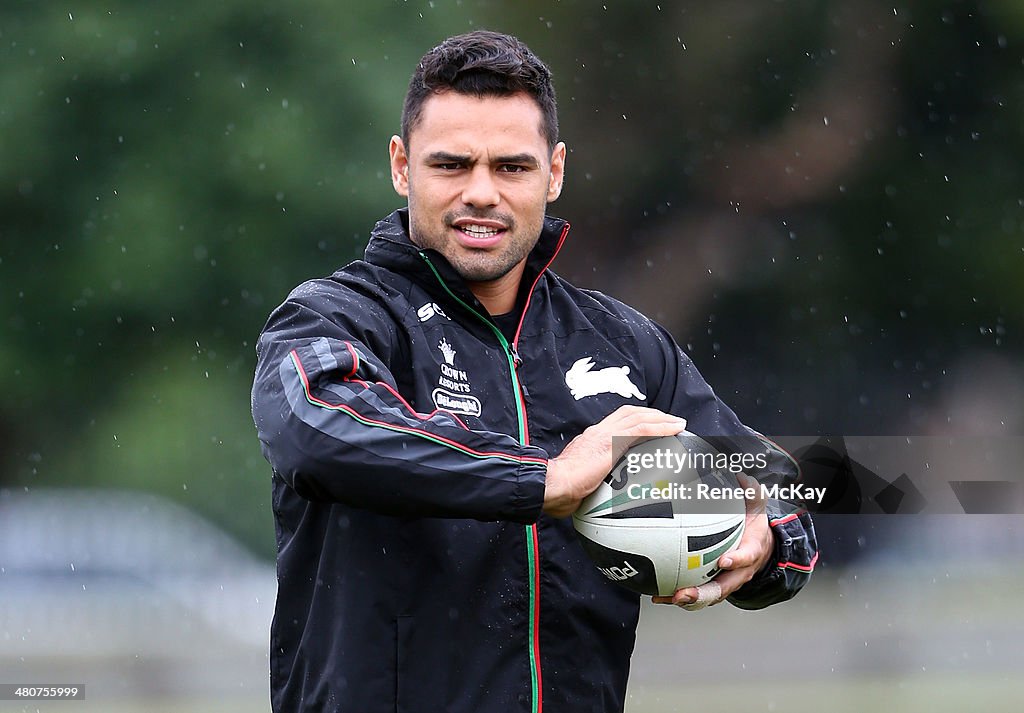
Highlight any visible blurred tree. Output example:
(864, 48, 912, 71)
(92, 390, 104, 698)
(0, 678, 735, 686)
(0, 0, 457, 552)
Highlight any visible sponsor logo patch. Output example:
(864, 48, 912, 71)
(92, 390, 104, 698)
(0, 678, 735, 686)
(431, 388, 482, 417)
(432, 338, 481, 416)
(565, 356, 646, 401)
(417, 302, 450, 322)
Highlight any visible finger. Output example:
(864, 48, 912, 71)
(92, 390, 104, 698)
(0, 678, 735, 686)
(605, 405, 681, 422)
(622, 420, 688, 438)
(607, 418, 688, 460)
(717, 542, 759, 570)
(611, 418, 688, 441)
(718, 515, 772, 570)
(670, 587, 698, 606)
(703, 568, 747, 600)
(651, 589, 699, 606)
(601, 406, 686, 431)
(737, 473, 767, 514)
(616, 412, 688, 440)
(679, 581, 723, 611)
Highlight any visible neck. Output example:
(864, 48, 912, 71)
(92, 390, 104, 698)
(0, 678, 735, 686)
(468, 261, 526, 316)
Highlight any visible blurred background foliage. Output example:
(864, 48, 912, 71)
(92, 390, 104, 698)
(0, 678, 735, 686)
(1, 0, 1022, 557)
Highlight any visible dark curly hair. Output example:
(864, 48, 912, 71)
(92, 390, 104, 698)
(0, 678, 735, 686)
(401, 31, 558, 150)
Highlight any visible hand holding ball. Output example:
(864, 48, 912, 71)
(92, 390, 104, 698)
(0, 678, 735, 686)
(572, 433, 749, 597)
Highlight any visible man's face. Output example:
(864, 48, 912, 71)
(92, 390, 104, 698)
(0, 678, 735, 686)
(389, 91, 565, 284)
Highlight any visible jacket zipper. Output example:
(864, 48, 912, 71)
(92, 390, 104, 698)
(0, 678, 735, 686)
(419, 253, 543, 713)
(419, 222, 569, 713)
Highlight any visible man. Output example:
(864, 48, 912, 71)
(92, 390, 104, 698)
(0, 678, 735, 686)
(252, 30, 817, 713)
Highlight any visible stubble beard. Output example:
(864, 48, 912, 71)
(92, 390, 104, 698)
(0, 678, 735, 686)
(409, 209, 541, 284)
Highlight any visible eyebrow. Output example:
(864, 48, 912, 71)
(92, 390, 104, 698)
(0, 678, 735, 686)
(424, 151, 540, 168)
(495, 153, 541, 168)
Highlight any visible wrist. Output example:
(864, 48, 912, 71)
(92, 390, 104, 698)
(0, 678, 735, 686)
(542, 459, 575, 517)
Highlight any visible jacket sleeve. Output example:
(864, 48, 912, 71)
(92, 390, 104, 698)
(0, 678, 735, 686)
(251, 282, 548, 523)
(634, 315, 819, 608)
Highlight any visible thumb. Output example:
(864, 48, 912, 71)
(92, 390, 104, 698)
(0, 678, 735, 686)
(718, 542, 759, 570)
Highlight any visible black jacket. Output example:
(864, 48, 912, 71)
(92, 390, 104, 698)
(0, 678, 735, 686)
(252, 209, 817, 713)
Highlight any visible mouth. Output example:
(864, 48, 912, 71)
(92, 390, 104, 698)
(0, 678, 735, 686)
(451, 219, 508, 248)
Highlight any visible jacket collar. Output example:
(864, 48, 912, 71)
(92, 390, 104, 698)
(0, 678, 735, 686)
(364, 208, 570, 316)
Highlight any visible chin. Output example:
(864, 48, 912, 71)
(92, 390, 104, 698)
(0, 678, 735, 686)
(451, 258, 516, 283)
(454, 267, 507, 283)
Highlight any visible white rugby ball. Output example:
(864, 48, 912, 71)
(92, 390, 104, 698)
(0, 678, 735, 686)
(572, 432, 747, 596)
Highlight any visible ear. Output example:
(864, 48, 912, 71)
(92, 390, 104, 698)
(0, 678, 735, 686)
(547, 141, 567, 202)
(389, 135, 409, 197)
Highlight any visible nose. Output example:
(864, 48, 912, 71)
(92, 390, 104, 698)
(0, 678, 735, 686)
(461, 165, 500, 208)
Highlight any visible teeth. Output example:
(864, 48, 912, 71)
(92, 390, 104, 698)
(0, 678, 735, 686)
(459, 224, 501, 236)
